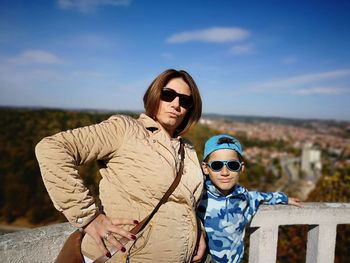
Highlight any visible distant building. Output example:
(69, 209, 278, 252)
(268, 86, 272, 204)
(301, 143, 322, 181)
(199, 118, 213, 125)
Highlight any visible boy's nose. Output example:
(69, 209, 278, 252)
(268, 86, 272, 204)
(220, 164, 230, 176)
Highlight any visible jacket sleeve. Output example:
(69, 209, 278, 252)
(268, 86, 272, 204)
(250, 191, 288, 207)
(35, 115, 128, 227)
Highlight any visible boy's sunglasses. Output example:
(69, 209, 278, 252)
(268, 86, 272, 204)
(160, 88, 193, 109)
(207, 160, 243, 172)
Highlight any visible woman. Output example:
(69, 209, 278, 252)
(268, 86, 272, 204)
(35, 69, 206, 262)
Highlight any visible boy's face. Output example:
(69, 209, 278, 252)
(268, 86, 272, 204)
(202, 149, 245, 196)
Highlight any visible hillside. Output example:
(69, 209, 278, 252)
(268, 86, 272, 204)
(0, 107, 218, 225)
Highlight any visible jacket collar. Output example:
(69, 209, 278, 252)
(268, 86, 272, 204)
(204, 177, 248, 199)
(137, 113, 182, 159)
(138, 113, 183, 141)
(138, 113, 160, 132)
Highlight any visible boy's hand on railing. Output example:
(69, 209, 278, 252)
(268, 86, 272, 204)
(288, 197, 304, 208)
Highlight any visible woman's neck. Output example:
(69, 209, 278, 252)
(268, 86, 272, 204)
(157, 122, 175, 138)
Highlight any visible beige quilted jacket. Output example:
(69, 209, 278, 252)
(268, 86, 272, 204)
(35, 114, 204, 262)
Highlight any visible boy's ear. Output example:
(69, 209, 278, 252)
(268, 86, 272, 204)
(241, 162, 245, 173)
(201, 162, 210, 175)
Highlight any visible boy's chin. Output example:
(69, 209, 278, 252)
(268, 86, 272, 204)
(217, 184, 236, 195)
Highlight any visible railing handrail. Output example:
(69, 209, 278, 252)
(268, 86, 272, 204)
(249, 202, 350, 263)
(251, 202, 350, 226)
(0, 202, 349, 263)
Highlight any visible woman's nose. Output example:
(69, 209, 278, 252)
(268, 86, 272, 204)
(170, 96, 180, 109)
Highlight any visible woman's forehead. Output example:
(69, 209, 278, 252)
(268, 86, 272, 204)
(165, 78, 191, 95)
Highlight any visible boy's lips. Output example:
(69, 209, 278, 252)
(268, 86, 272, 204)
(219, 179, 232, 183)
(218, 178, 232, 184)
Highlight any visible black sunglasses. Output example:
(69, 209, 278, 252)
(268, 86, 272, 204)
(207, 160, 243, 172)
(160, 88, 193, 109)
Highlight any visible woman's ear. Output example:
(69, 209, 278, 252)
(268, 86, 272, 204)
(201, 162, 210, 175)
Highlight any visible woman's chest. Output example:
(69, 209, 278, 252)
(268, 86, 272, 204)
(101, 132, 202, 200)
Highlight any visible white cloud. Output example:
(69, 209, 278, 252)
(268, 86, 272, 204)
(289, 87, 348, 95)
(58, 0, 131, 13)
(229, 43, 255, 55)
(8, 50, 62, 65)
(167, 27, 250, 44)
(251, 69, 350, 90)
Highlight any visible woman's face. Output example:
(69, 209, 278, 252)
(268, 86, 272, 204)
(155, 77, 191, 137)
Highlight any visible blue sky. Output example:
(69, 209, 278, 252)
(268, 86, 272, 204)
(1, 0, 350, 121)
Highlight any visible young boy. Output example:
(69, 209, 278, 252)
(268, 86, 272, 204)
(197, 134, 302, 263)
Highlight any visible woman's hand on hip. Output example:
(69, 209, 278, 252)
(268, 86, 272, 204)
(83, 213, 139, 258)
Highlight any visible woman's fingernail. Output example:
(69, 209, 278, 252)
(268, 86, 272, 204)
(131, 235, 136, 240)
(105, 251, 111, 258)
(133, 220, 139, 224)
(121, 247, 126, 253)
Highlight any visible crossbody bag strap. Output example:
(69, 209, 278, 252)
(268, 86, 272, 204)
(93, 138, 185, 263)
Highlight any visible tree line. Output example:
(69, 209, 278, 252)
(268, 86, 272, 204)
(0, 107, 218, 225)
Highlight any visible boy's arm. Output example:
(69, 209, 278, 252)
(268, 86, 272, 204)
(253, 191, 303, 207)
(254, 191, 289, 205)
(247, 191, 303, 219)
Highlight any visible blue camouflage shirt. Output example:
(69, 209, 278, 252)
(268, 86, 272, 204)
(197, 178, 288, 263)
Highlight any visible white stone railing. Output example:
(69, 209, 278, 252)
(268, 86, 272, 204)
(249, 202, 350, 263)
(0, 202, 349, 263)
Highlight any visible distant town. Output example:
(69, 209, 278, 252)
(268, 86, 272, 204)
(200, 114, 350, 200)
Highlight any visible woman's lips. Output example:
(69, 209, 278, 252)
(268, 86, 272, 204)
(168, 112, 179, 118)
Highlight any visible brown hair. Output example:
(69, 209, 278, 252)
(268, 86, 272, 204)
(143, 69, 202, 136)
